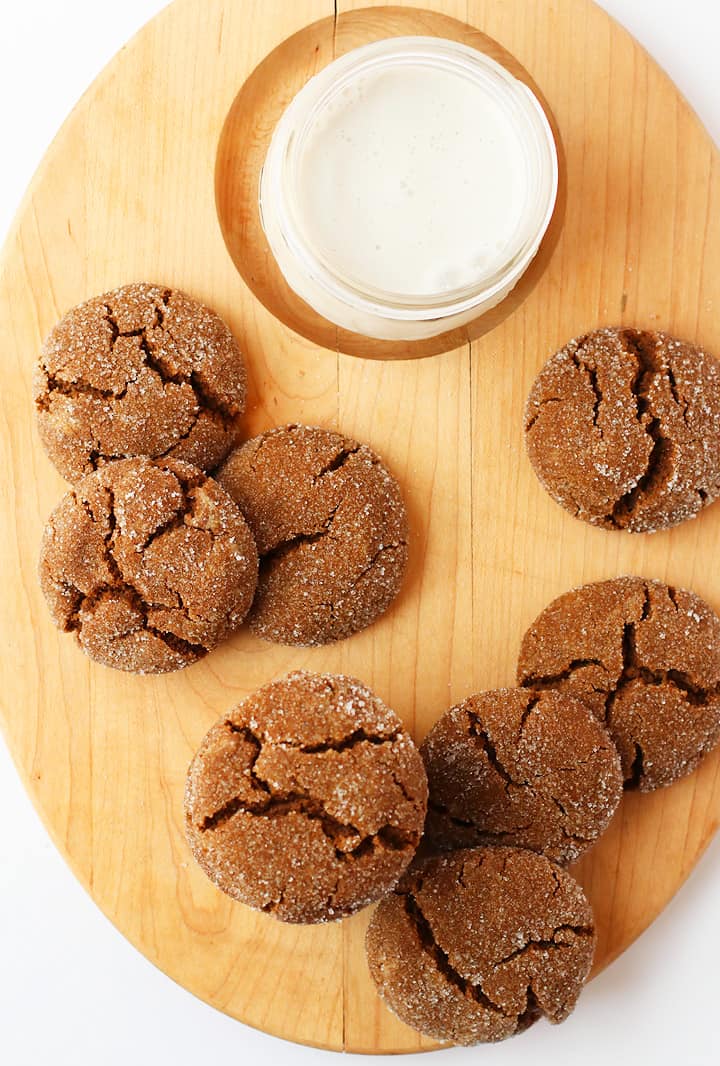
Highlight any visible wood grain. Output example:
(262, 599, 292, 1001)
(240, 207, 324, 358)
(0, 0, 719, 1054)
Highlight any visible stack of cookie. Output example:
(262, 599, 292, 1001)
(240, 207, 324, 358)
(381, 574, 720, 1044)
(182, 327, 720, 1049)
(181, 569, 720, 1046)
(35, 284, 408, 672)
(33, 300, 720, 1049)
(183, 668, 601, 1046)
(361, 327, 720, 1045)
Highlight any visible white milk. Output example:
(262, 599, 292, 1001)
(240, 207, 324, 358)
(260, 38, 558, 341)
(295, 64, 528, 298)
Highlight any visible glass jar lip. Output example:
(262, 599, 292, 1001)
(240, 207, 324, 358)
(261, 36, 559, 323)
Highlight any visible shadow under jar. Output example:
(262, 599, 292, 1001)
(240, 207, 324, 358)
(259, 36, 558, 342)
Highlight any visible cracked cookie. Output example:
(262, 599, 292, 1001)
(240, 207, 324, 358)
(216, 424, 408, 646)
(365, 846, 595, 1045)
(184, 671, 427, 923)
(34, 283, 247, 482)
(39, 456, 258, 673)
(420, 689, 622, 864)
(524, 328, 720, 533)
(517, 577, 720, 791)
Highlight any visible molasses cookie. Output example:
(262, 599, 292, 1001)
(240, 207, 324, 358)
(421, 689, 622, 864)
(39, 457, 258, 673)
(366, 847, 595, 1045)
(216, 424, 408, 646)
(34, 283, 247, 482)
(517, 577, 720, 790)
(525, 328, 720, 532)
(184, 671, 427, 923)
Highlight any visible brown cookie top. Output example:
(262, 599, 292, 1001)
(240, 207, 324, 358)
(421, 689, 622, 865)
(216, 424, 408, 646)
(184, 671, 427, 924)
(34, 283, 247, 482)
(517, 577, 720, 790)
(524, 328, 720, 533)
(39, 457, 258, 674)
(366, 847, 595, 1045)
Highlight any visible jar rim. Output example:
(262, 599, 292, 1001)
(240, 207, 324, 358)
(260, 36, 559, 323)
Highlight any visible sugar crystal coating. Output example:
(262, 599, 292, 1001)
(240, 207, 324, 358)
(184, 671, 428, 923)
(38, 457, 258, 673)
(517, 576, 720, 790)
(366, 846, 595, 1045)
(421, 688, 622, 864)
(525, 328, 720, 533)
(216, 424, 409, 646)
(34, 283, 247, 482)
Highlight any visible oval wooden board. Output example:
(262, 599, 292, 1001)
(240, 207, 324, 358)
(0, 0, 719, 1054)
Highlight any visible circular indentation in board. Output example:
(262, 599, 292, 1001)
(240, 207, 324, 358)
(215, 6, 566, 360)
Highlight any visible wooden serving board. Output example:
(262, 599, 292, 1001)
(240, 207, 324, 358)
(1, 0, 719, 1054)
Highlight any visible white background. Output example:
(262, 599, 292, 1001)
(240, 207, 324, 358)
(1, 2, 718, 1063)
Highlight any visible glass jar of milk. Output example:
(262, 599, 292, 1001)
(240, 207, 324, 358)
(259, 37, 558, 342)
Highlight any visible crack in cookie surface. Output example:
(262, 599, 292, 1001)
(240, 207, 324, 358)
(517, 577, 720, 790)
(608, 332, 675, 528)
(403, 887, 508, 1015)
(365, 848, 595, 1045)
(39, 457, 258, 674)
(421, 689, 622, 864)
(184, 672, 428, 923)
(34, 283, 247, 481)
(216, 425, 409, 646)
(198, 723, 415, 863)
(525, 328, 720, 533)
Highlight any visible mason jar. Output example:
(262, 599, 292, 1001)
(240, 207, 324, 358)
(259, 36, 558, 342)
